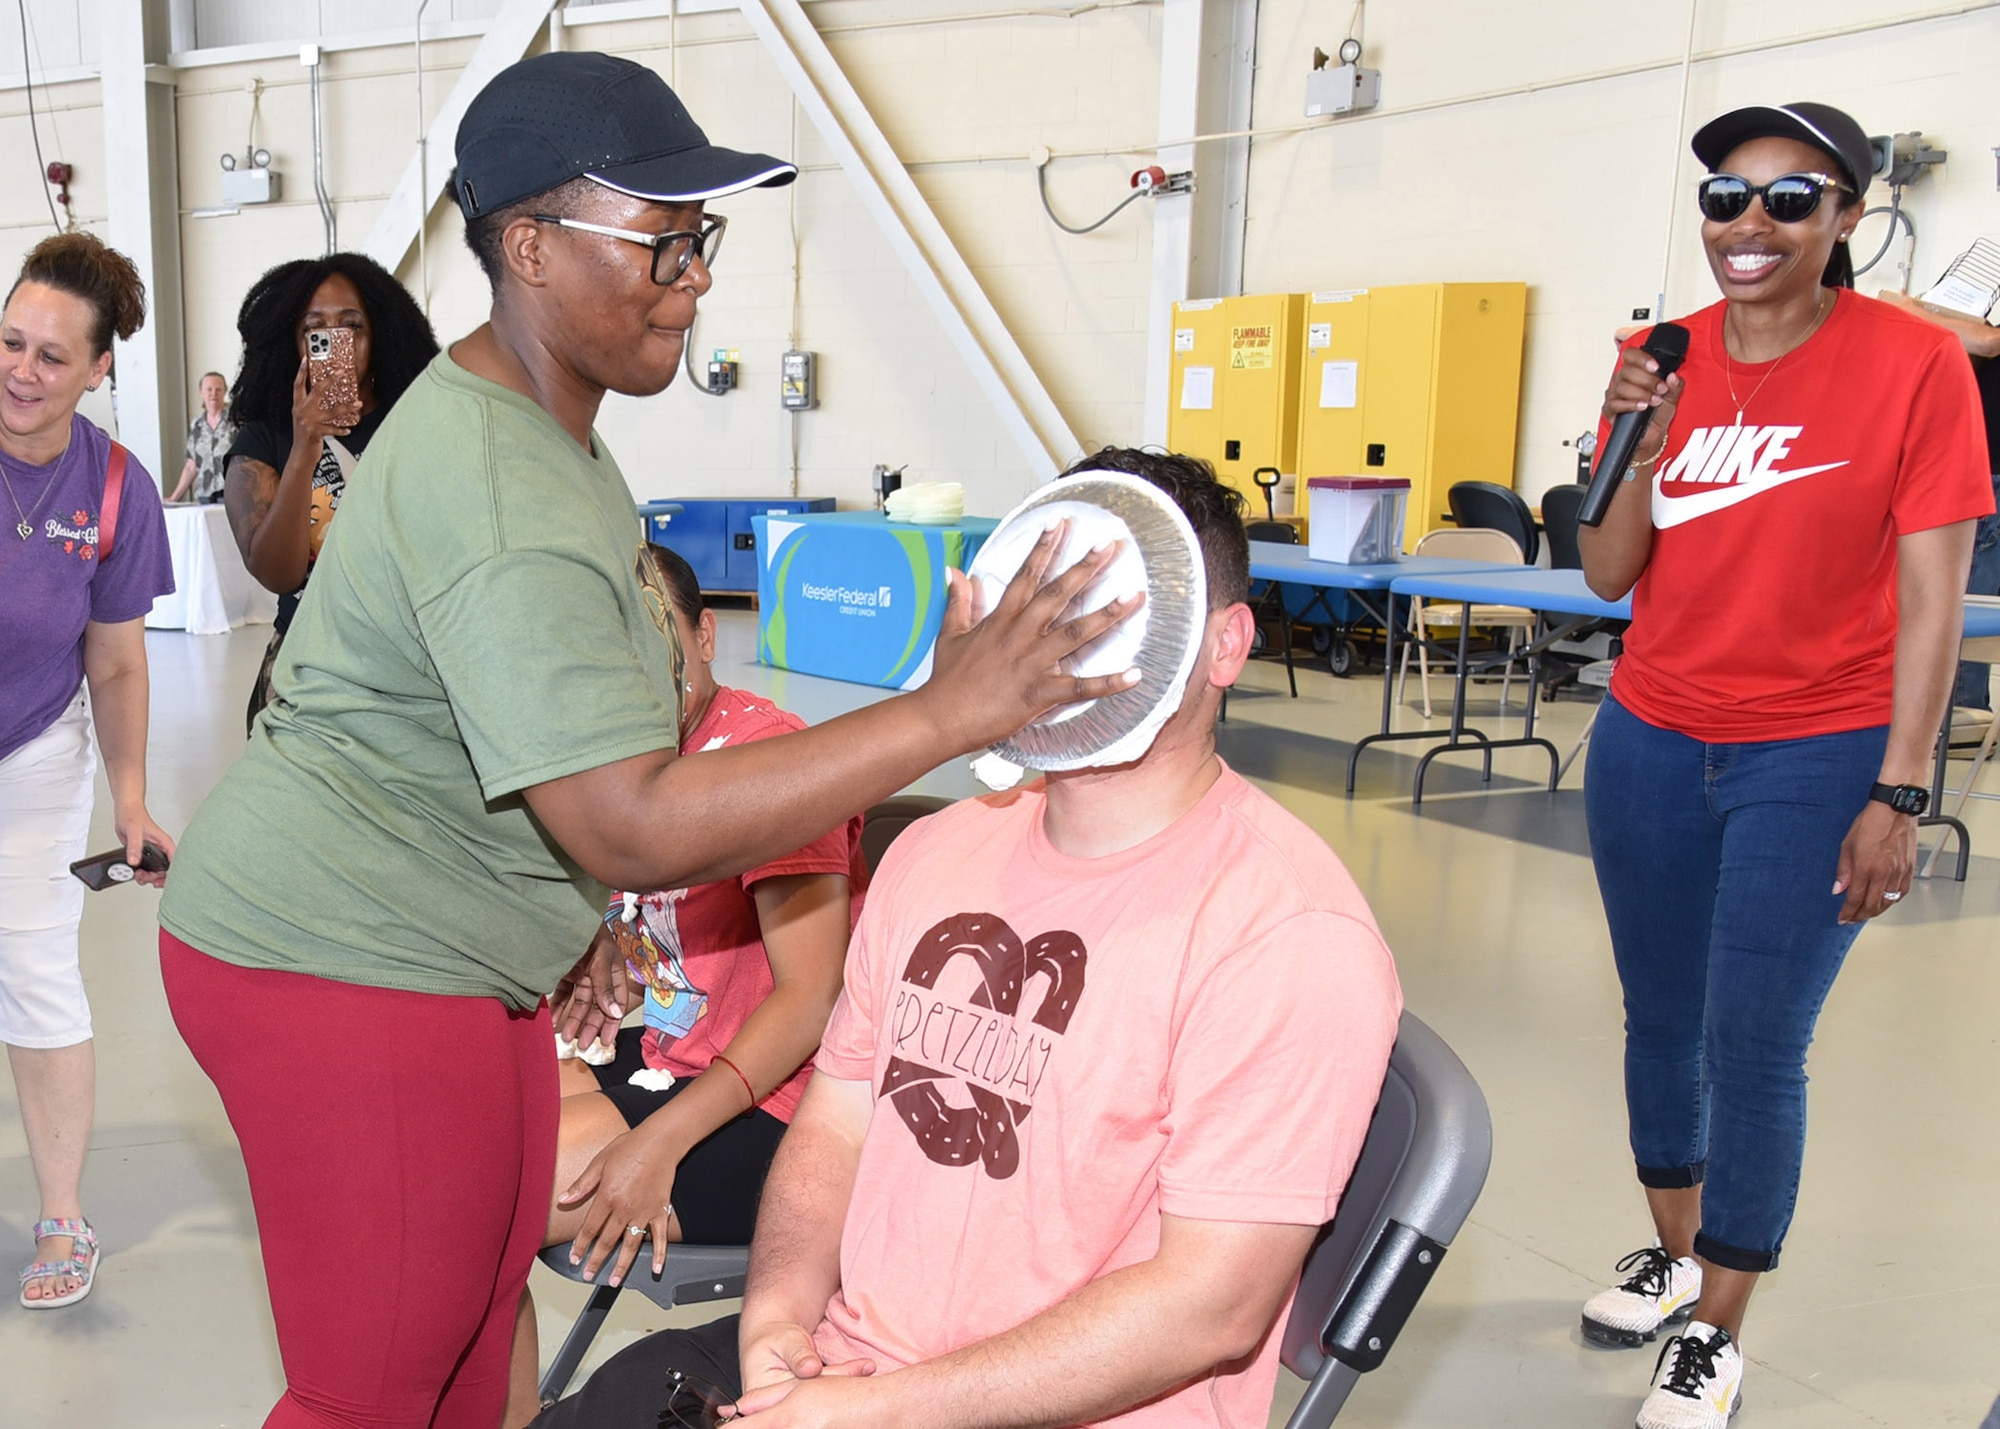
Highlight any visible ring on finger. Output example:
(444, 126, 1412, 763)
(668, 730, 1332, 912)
(1883, 890, 1904, 903)
(626, 1223, 645, 1237)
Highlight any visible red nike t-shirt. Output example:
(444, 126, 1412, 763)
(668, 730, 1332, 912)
(1604, 292, 1992, 742)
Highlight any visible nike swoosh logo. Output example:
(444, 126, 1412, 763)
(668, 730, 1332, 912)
(1654, 461, 1849, 528)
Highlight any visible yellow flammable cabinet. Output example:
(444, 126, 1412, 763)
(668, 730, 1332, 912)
(1295, 282, 1526, 550)
(1167, 293, 1306, 505)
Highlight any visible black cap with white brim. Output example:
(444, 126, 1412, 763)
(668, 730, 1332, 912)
(451, 51, 796, 220)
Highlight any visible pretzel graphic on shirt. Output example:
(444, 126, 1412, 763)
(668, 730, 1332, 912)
(881, 912, 1087, 1179)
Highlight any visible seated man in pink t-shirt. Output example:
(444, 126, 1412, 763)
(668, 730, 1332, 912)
(531, 448, 1403, 1429)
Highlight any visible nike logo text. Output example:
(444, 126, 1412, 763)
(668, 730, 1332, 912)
(1653, 423, 1848, 528)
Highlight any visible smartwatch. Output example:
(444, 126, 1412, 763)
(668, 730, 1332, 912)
(1869, 781, 1930, 817)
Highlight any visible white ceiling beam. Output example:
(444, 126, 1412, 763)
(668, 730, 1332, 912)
(362, 0, 561, 278)
(736, 0, 1081, 481)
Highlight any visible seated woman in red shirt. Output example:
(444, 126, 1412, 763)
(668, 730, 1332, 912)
(506, 544, 866, 1427)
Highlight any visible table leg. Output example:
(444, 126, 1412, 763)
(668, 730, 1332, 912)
(1920, 709, 1971, 881)
(1346, 591, 1494, 796)
(1413, 605, 1560, 807)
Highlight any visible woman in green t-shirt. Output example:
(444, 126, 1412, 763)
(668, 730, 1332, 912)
(159, 54, 1141, 1429)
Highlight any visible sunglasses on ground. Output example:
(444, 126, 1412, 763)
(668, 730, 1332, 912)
(1696, 172, 1851, 225)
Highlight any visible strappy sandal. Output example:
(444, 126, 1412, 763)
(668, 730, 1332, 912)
(19, 1217, 98, 1309)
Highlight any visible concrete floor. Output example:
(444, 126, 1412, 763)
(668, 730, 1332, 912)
(4, 611, 1998, 1427)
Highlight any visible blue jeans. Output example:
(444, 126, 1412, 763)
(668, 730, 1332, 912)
(1954, 476, 2000, 709)
(1585, 696, 1887, 1272)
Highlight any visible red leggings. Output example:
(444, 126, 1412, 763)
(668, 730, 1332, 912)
(161, 931, 557, 1429)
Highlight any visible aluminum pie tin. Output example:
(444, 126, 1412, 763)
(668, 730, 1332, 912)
(968, 469, 1207, 771)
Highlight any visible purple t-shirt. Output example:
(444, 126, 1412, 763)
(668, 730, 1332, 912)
(0, 414, 174, 763)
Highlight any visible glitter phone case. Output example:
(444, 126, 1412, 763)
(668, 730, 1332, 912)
(306, 327, 359, 414)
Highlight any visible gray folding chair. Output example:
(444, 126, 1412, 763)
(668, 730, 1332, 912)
(1278, 1010, 1493, 1427)
(533, 793, 955, 1407)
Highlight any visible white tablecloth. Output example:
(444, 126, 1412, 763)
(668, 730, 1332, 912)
(145, 504, 277, 636)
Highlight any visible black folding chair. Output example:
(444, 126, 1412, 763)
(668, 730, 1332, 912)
(1448, 480, 1540, 567)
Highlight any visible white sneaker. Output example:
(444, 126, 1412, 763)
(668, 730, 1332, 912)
(1636, 1322, 1743, 1429)
(1582, 1246, 1703, 1347)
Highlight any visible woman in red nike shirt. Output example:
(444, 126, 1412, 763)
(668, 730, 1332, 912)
(1577, 102, 1990, 1429)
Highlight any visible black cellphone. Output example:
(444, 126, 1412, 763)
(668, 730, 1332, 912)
(69, 842, 171, 890)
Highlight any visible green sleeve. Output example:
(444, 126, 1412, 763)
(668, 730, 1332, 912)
(415, 548, 677, 800)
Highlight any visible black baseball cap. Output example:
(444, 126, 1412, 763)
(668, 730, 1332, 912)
(1691, 102, 1872, 200)
(451, 51, 796, 219)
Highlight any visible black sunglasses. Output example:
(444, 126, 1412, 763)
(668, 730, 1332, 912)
(529, 213, 728, 286)
(1696, 172, 1851, 225)
(657, 1368, 733, 1429)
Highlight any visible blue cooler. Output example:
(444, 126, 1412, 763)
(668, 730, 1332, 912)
(754, 511, 996, 689)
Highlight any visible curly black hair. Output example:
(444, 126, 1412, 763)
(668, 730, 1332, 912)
(227, 253, 439, 427)
(1061, 446, 1249, 608)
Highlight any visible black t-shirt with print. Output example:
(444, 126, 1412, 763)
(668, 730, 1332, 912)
(229, 407, 386, 631)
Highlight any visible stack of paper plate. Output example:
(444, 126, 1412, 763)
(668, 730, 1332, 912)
(884, 482, 965, 524)
(966, 469, 1206, 772)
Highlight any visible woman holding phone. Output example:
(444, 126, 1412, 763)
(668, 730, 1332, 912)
(1577, 101, 1989, 1429)
(0, 232, 174, 1309)
(222, 252, 438, 728)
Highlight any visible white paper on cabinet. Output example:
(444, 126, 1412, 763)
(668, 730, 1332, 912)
(1319, 360, 1359, 409)
(1180, 366, 1215, 410)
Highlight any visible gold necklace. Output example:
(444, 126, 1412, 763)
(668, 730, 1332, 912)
(1723, 290, 1831, 427)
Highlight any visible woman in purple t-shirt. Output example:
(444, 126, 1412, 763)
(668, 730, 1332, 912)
(0, 233, 176, 1309)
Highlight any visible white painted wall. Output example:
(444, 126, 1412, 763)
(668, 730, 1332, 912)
(171, 3, 1163, 513)
(9, 1, 2000, 509)
(1246, 0, 2000, 500)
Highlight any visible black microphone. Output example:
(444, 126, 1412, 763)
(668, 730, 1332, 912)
(1579, 322, 1690, 528)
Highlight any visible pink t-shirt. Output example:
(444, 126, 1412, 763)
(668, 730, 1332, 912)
(616, 688, 866, 1124)
(812, 765, 1402, 1429)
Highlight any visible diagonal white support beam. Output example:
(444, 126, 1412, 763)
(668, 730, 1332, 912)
(737, 0, 1080, 481)
(363, 0, 560, 277)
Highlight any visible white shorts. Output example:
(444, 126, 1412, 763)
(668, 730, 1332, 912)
(0, 693, 96, 1048)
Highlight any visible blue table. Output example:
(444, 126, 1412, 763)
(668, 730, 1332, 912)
(1356, 568, 1632, 804)
(1246, 543, 1524, 747)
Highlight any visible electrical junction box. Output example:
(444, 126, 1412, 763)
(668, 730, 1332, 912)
(221, 167, 281, 205)
(1305, 64, 1380, 117)
(781, 349, 817, 410)
(708, 349, 739, 394)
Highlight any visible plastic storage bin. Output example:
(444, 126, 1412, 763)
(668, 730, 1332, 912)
(1307, 476, 1409, 564)
(640, 497, 835, 592)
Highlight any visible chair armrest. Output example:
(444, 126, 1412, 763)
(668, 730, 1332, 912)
(1320, 1221, 1447, 1373)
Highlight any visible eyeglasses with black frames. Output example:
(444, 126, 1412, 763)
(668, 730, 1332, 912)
(530, 213, 728, 285)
